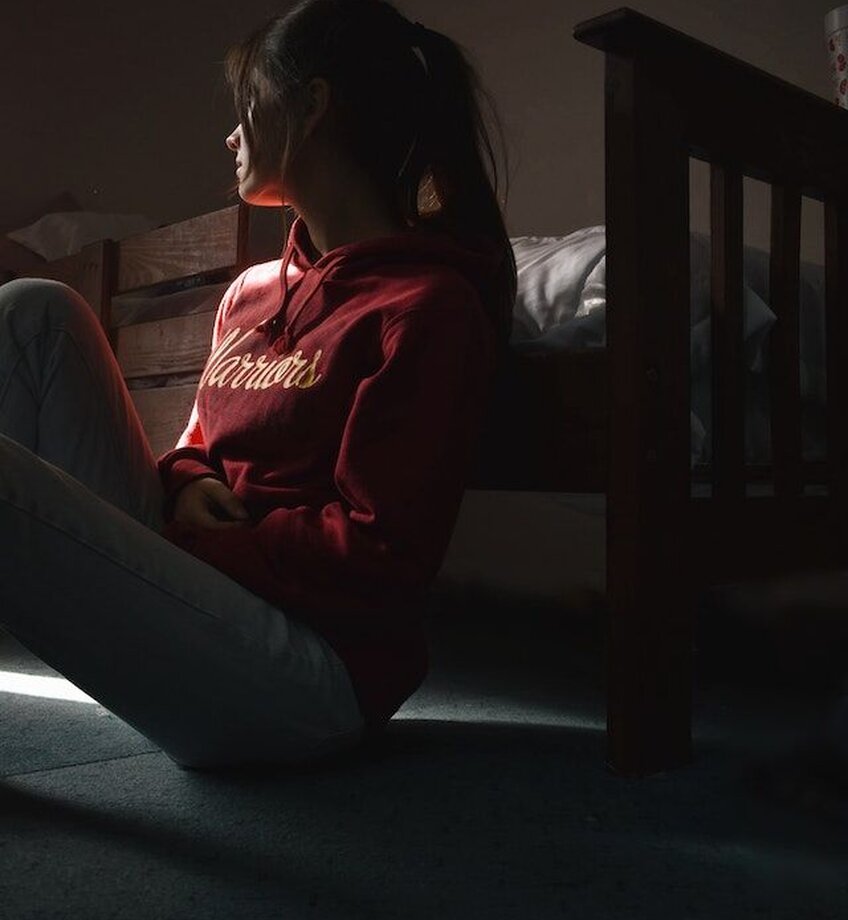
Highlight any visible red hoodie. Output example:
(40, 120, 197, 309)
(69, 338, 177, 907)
(156, 213, 499, 731)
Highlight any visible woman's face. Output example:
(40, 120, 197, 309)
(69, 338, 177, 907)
(225, 109, 284, 206)
(225, 78, 330, 210)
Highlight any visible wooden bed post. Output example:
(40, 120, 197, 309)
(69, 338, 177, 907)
(577, 6, 848, 775)
(602, 51, 693, 775)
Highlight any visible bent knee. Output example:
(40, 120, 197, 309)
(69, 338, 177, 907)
(0, 276, 78, 304)
(0, 277, 95, 329)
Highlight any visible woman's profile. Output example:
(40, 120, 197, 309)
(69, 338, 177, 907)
(0, 0, 516, 771)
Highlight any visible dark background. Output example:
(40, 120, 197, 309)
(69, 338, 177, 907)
(1, 0, 834, 243)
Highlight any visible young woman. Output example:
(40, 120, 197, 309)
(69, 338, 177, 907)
(0, 0, 516, 771)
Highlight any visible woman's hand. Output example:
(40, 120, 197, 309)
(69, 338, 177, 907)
(172, 477, 250, 529)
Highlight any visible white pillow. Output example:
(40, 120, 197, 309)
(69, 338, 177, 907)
(7, 211, 158, 261)
(511, 228, 780, 367)
(510, 227, 606, 340)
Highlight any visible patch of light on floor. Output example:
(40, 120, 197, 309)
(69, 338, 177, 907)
(395, 696, 605, 731)
(0, 670, 96, 703)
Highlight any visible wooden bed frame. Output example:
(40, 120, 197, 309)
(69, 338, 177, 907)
(17, 7, 848, 776)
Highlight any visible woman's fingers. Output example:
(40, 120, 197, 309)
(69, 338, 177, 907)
(202, 480, 250, 520)
(171, 477, 251, 528)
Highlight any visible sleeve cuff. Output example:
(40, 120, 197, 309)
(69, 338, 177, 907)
(159, 456, 225, 522)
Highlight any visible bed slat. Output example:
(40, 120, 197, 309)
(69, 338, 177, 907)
(710, 163, 745, 500)
(769, 185, 803, 497)
(130, 384, 199, 458)
(116, 205, 243, 293)
(825, 198, 848, 507)
(115, 312, 215, 379)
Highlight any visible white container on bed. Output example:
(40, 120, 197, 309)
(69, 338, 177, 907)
(826, 5, 848, 107)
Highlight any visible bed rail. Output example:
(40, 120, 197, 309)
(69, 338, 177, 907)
(574, 7, 848, 774)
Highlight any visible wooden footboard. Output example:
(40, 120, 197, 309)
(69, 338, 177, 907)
(574, 7, 848, 775)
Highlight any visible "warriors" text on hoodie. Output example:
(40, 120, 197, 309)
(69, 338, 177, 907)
(156, 213, 500, 729)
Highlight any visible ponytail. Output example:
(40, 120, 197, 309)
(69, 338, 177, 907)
(397, 19, 517, 357)
(225, 0, 517, 356)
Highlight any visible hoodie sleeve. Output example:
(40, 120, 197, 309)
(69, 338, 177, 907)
(160, 289, 496, 627)
(156, 276, 244, 520)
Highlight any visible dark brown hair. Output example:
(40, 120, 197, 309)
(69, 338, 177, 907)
(223, 0, 517, 355)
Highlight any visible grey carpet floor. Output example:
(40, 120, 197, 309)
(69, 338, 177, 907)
(1, 585, 847, 920)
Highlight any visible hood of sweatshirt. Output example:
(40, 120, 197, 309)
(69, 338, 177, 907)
(256, 213, 503, 354)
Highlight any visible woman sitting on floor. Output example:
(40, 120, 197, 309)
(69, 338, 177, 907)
(0, 0, 516, 771)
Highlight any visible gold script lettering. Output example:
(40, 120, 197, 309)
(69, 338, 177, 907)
(199, 328, 324, 393)
(229, 354, 258, 389)
(294, 349, 323, 387)
(200, 328, 253, 388)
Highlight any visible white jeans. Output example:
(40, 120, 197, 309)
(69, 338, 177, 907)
(0, 278, 364, 770)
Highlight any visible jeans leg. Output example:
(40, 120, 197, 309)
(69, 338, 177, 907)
(0, 280, 364, 769)
(0, 278, 163, 530)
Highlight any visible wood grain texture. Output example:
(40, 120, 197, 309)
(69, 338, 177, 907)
(115, 312, 215, 379)
(130, 384, 198, 458)
(116, 206, 241, 293)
